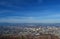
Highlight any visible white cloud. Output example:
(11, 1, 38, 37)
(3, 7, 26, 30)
(45, 14, 60, 18)
(0, 16, 60, 23)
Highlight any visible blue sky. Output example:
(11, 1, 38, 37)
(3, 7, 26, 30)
(0, 0, 60, 23)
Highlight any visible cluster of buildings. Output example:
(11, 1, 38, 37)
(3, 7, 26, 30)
(18, 26, 60, 38)
(0, 25, 60, 39)
(0, 34, 59, 39)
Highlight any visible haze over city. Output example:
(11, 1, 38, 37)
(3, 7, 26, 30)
(0, 0, 60, 39)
